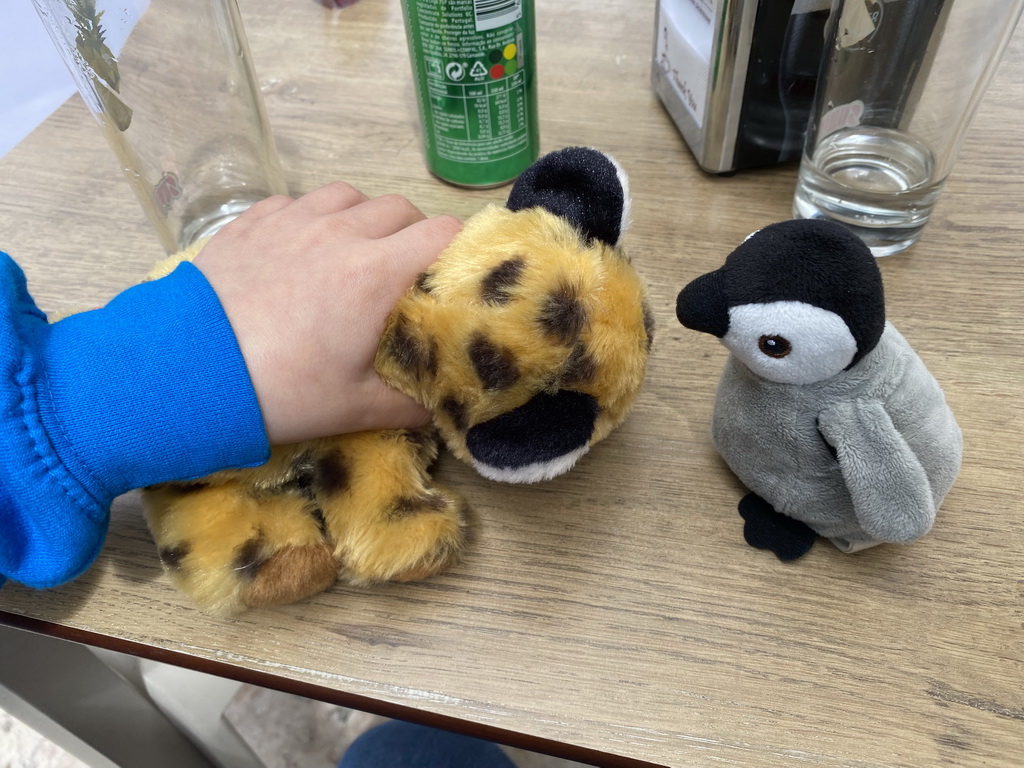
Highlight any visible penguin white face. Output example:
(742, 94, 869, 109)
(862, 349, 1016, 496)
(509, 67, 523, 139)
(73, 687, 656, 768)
(722, 300, 857, 385)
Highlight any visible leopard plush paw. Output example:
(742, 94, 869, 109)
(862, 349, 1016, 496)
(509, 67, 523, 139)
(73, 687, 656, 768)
(143, 429, 466, 615)
(324, 430, 468, 586)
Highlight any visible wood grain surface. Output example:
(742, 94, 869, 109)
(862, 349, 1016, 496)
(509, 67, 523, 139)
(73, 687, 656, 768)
(1, 2, 1021, 766)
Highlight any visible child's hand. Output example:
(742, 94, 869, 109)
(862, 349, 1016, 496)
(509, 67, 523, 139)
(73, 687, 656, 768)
(193, 182, 461, 444)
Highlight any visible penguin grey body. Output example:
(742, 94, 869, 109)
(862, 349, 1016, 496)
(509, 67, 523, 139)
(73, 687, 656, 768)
(713, 322, 961, 552)
(677, 219, 962, 559)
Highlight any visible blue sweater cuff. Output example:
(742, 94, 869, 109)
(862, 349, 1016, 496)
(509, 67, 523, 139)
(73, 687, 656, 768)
(38, 262, 271, 502)
(1, 257, 269, 588)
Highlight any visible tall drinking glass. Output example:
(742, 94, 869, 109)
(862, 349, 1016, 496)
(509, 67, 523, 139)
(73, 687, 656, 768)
(793, 0, 1023, 256)
(32, 0, 287, 253)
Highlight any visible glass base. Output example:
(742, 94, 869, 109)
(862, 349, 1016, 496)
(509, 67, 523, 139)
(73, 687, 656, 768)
(792, 195, 925, 258)
(795, 127, 946, 257)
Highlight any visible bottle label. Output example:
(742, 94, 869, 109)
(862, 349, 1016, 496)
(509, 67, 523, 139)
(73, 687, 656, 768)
(655, 0, 717, 128)
(403, 0, 539, 185)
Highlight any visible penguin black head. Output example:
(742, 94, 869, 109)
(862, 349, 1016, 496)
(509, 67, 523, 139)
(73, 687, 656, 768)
(676, 219, 886, 385)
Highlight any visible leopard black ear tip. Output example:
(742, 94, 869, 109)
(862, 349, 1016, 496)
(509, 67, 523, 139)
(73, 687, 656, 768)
(507, 147, 630, 248)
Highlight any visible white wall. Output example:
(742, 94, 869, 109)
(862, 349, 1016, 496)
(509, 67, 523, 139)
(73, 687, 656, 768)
(0, 3, 75, 157)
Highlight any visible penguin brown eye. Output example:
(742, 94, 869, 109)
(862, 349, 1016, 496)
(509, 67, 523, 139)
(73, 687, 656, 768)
(758, 335, 791, 358)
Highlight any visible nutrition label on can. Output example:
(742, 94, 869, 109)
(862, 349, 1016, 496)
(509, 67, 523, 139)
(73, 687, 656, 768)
(417, 3, 530, 163)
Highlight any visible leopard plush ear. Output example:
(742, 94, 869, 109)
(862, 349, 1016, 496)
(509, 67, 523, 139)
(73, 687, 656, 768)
(507, 146, 631, 247)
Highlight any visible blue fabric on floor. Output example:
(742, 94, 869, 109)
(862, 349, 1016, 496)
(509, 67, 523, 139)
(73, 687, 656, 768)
(339, 721, 516, 768)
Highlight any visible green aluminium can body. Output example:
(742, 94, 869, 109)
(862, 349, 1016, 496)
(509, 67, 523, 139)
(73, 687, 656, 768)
(400, 0, 540, 187)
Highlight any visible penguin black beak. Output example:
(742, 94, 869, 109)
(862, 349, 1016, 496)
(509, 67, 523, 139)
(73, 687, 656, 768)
(676, 268, 729, 338)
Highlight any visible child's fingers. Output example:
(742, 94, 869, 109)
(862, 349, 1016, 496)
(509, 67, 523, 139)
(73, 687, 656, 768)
(328, 193, 428, 240)
(383, 214, 463, 274)
(243, 194, 294, 219)
(290, 181, 371, 216)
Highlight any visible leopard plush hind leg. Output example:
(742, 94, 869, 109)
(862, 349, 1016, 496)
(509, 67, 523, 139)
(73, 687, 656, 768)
(143, 429, 467, 616)
(326, 429, 468, 586)
(144, 479, 336, 616)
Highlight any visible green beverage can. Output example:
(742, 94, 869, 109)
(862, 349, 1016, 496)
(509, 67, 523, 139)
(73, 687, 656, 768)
(400, 0, 540, 187)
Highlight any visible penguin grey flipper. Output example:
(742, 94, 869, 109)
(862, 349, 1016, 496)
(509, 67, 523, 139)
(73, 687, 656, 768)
(817, 398, 937, 543)
(738, 493, 817, 561)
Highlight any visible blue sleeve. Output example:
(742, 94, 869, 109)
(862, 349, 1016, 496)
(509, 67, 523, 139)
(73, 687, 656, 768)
(0, 252, 270, 589)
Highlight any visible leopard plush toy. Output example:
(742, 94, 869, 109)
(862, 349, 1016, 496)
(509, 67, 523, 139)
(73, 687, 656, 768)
(143, 147, 654, 615)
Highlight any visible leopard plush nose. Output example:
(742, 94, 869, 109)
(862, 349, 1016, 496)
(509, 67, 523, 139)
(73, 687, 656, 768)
(465, 390, 599, 483)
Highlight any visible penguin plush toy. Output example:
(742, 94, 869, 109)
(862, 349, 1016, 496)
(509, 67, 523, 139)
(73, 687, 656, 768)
(676, 219, 962, 560)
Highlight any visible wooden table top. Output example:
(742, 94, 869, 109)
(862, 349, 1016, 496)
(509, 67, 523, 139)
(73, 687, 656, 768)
(1, 2, 1021, 766)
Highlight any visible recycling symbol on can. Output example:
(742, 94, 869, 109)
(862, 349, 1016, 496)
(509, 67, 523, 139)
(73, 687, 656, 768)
(445, 62, 466, 81)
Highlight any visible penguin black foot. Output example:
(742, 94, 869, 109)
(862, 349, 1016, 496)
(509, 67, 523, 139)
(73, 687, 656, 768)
(738, 493, 816, 561)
